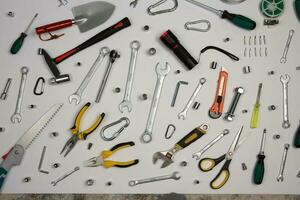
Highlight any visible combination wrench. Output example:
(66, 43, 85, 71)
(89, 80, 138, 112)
(141, 62, 170, 143)
(51, 166, 80, 186)
(128, 171, 181, 186)
(178, 78, 206, 120)
(280, 74, 291, 129)
(277, 144, 289, 182)
(119, 41, 141, 113)
(280, 29, 294, 63)
(69, 47, 110, 105)
(11, 67, 29, 124)
(192, 129, 229, 160)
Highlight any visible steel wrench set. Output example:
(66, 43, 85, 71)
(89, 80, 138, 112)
(0, 0, 299, 194)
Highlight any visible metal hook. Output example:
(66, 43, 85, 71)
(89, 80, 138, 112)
(100, 117, 130, 141)
(147, 0, 178, 15)
(184, 20, 211, 32)
(165, 124, 176, 139)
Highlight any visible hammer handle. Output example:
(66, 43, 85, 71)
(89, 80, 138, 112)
(54, 17, 131, 64)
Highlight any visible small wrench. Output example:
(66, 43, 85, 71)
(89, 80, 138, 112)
(51, 166, 80, 186)
(69, 47, 110, 105)
(130, 0, 139, 8)
(276, 144, 290, 182)
(119, 41, 141, 113)
(280, 74, 291, 129)
(141, 62, 170, 143)
(11, 67, 29, 124)
(128, 171, 181, 186)
(192, 129, 229, 160)
(95, 50, 120, 103)
(178, 78, 206, 120)
(280, 30, 294, 63)
(0, 78, 12, 100)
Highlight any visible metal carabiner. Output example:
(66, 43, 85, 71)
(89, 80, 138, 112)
(165, 124, 176, 139)
(147, 0, 178, 15)
(184, 20, 211, 32)
(100, 117, 130, 141)
(33, 77, 45, 95)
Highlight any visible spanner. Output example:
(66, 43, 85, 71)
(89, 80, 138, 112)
(178, 78, 206, 120)
(141, 62, 170, 143)
(119, 41, 141, 113)
(11, 67, 29, 124)
(130, 0, 139, 8)
(280, 29, 294, 63)
(69, 47, 110, 105)
(51, 166, 80, 186)
(276, 144, 289, 182)
(280, 74, 291, 129)
(192, 129, 229, 160)
(128, 171, 181, 186)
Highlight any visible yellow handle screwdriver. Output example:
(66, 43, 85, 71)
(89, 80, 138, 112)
(10, 13, 38, 54)
(251, 83, 263, 128)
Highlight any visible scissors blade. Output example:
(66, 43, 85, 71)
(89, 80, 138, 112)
(226, 126, 244, 159)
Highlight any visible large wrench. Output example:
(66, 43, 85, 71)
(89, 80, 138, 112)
(69, 47, 110, 105)
(280, 74, 291, 129)
(277, 144, 289, 182)
(119, 41, 141, 113)
(11, 67, 29, 123)
(141, 62, 170, 143)
(178, 78, 206, 120)
(128, 171, 181, 186)
(280, 30, 294, 63)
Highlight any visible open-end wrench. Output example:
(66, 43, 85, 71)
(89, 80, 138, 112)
(69, 47, 110, 105)
(95, 50, 120, 103)
(119, 41, 141, 113)
(192, 129, 229, 160)
(51, 166, 80, 186)
(178, 78, 206, 120)
(11, 67, 29, 124)
(280, 30, 294, 63)
(141, 62, 170, 143)
(277, 144, 289, 182)
(128, 171, 181, 186)
(280, 74, 291, 129)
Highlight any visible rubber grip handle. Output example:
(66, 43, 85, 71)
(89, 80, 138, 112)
(250, 104, 260, 128)
(253, 154, 265, 184)
(176, 127, 206, 149)
(10, 32, 27, 54)
(0, 167, 8, 191)
(54, 17, 131, 64)
(35, 19, 73, 34)
(295, 0, 300, 21)
(210, 159, 231, 190)
(222, 10, 256, 30)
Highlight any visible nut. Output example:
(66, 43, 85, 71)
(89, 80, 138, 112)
(143, 25, 150, 31)
(28, 104, 37, 109)
(241, 163, 247, 170)
(106, 181, 112, 186)
(23, 177, 31, 183)
(243, 66, 251, 74)
(7, 12, 15, 17)
(210, 62, 217, 69)
(223, 37, 230, 42)
(140, 94, 148, 101)
(175, 70, 181, 74)
(86, 179, 95, 186)
(242, 109, 248, 114)
(180, 161, 188, 167)
(0, 127, 5, 132)
(148, 48, 156, 56)
(273, 134, 280, 139)
(194, 179, 200, 184)
(268, 105, 276, 111)
(50, 132, 59, 137)
(52, 163, 60, 168)
(114, 87, 121, 93)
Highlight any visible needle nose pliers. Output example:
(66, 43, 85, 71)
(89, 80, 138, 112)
(84, 141, 139, 168)
(60, 102, 105, 157)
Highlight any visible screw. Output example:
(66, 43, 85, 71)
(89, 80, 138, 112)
(87, 143, 93, 150)
(193, 102, 200, 110)
(86, 179, 95, 186)
(23, 177, 31, 183)
(143, 25, 150, 31)
(148, 48, 156, 56)
(243, 66, 251, 74)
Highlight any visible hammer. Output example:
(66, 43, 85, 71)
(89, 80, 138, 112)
(38, 17, 131, 84)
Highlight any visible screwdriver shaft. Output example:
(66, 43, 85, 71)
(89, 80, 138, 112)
(184, 0, 222, 16)
(24, 13, 38, 34)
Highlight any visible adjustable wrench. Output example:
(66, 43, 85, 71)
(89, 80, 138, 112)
(277, 144, 289, 182)
(280, 74, 291, 129)
(128, 171, 181, 186)
(141, 62, 170, 143)
(119, 41, 141, 113)
(11, 67, 29, 123)
(178, 78, 206, 120)
(69, 47, 110, 105)
(280, 30, 294, 63)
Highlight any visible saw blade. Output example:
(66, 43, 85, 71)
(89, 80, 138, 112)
(16, 103, 64, 149)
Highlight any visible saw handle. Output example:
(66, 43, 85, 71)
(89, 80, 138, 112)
(35, 19, 73, 35)
(54, 17, 131, 64)
(176, 125, 207, 149)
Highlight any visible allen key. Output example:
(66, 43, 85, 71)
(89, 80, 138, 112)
(171, 81, 188, 107)
(38, 146, 49, 174)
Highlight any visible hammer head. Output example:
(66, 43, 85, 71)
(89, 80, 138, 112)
(153, 149, 174, 168)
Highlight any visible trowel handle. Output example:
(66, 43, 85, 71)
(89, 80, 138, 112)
(54, 17, 131, 64)
(35, 19, 73, 35)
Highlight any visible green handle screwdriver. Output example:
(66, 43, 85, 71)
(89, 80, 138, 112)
(253, 129, 267, 185)
(184, 0, 256, 30)
(10, 13, 38, 54)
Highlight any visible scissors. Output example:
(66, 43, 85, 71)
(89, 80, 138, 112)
(198, 126, 245, 189)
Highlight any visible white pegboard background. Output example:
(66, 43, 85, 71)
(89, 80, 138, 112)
(0, 0, 299, 194)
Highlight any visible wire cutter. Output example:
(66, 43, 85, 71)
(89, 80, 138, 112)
(60, 102, 105, 157)
(84, 141, 139, 168)
(198, 126, 246, 189)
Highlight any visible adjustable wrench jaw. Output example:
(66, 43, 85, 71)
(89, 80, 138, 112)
(153, 146, 178, 168)
(69, 94, 81, 105)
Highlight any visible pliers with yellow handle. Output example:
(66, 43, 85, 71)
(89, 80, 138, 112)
(60, 102, 105, 157)
(84, 141, 139, 168)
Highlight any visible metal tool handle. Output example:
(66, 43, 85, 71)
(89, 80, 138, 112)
(280, 30, 294, 63)
(15, 67, 29, 113)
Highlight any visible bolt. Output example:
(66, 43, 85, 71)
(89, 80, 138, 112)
(143, 25, 150, 31)
(148, 48, 156, 56)
(23, 177, 31, 183)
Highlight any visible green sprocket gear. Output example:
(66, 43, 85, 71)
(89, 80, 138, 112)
(260, 0, 284, 18)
